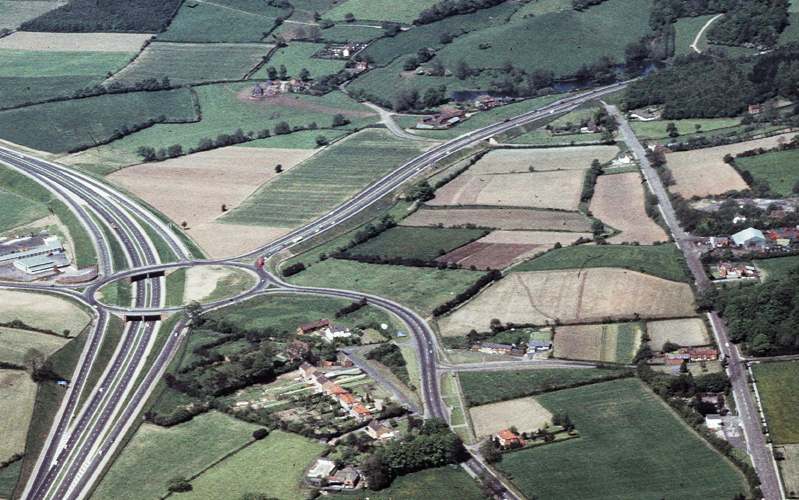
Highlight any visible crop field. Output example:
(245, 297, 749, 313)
(108, 145, 314, 257)
(93, 411, 259, 500)
(496, 379, 748, 500)
(325, 0, 436, 22)
(0, 290, 91, 337)
(110, 42, 272, 85)
(0, 327, 69, 366)
(673, 15, 716, 54)
(735, 148, 799, 197)
(755, 255, 799, 280)
(469, 146, 619, 175)
(288, 259, 486, 315)
(347, 226, 487, 261)
(512, 243, 689, 282)
(401, 207, 593, 232)
(328, 466, 484, 500)
(753, 361, 799, 444)
(630, 117, 740, 139)
(0, 0, 64, 30)
(665, 134, 794, 198)
(554, 322, 642, 364)
(0, 187, 49, 231)
(436, 230, 591, 270)
(438, 268, 695, 336)
(0, 32, 151, 52)
(646, 318, 710, 350)
(223, 129, 424, 227)
(434, 0, 653, 76)
(0, 88, 197, 153)
(182, 430, 324, 499)
(458, 367, 630, 406)
(159, 0, 289, 43)
(470, 397, 552, 438)
(590, 172, 668, 244)
(427, 169, 585, 211)
(255, 42, 348, 79)
(0, 370, 37, 464)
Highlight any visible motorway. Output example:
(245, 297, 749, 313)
(608, 104, 783, 500)
(0, 82, 629, 500)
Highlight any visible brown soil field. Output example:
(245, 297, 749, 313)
(646, 318, 710, 350)
(470, 146, 619, 174)
(469, 397, 552, 438)
(667, 134, 794, 198)
(0, 290, 91, 336)
(401, 207, 593, 232)
(0, 31, 152, 52)
(0, 369, 37, 463)
(437, 268, 696, 337)
(108, 146, 314, 258)
(428, 170, 584, 210)
(590, 172, 668, 244)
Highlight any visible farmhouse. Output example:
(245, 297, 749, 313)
(297, 319, 331, 336)
(416, 109, 466, 129)
(731, 227, 766, 248)
(366, 420, 396, 441)
(0, 235, 69, 275)
(322, 325, 352, 343)
(496, 429, 525, 449)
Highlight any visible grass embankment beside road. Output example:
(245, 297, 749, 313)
(753, 361, 799, 444)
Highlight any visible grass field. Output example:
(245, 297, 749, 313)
(0, 187, 49, 231)
(0, 327, 69, 366)
(223, 129, 423, 227)
(0, 0, 64, 30)
(0, 370, 37, 463)
(459, 367, 630, 406)
(347, 226, 487, 261)
(512, 244, 688, 282)
(182, 430, 324, 499)
(496, 378, 748, 500)
(326, 0, 436, 22)
(254, 42, 348, 79)
(0, 88, 197, 153)
(554, 322, 642, 364)
(755, 255, 799, 280)
(93, 411, 259, 500)
(329, 465, 483, 499)
(0, 290, 91, 337)
(111, 42, 271, 86)
(159, 0, 288, 43)
(753, 361, 799, 444)
(646, 318, 709, 350)
(287, 259, 486, 315)
(630, 118, 740, 139)
(735, 148, 799, 197)
(673, 15, 716, 54)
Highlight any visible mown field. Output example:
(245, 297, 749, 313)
(512, 244, 689, 282)
(223, 129, 422, 227)
(459, 368, 631, 406)
(735, 148, 799, 197)
(496, 379, 748, 500)
(753, 361, 799, 444)
(0, 88, 197, 153)
(255, 42, 348, 79)
(159, 0, 289, 43)
(647, 318, 710, 349)
(329, 465, 483, 500)
(326, 0, 436, 23)
(347, 226, 488, 261)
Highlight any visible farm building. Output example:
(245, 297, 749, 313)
(528, 339, 553, 352)
(297, 319, 331, 335)
(416, 109, 466, 129)
(0, 235, 68, 275)
(731, 227, 766, 248)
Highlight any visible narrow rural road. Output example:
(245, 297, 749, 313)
(362, 102, 436, 142)
(691, 14, 724, 53)
(608, 104, 784, 500)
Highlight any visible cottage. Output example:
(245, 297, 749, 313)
(731, 227, 766, 248)
(297, 319, 331, 336)
(328, 466, 360, 489)
(366, 420, 396, 441)
(496, 429, 524, 449)
(748, 104, 763, 115)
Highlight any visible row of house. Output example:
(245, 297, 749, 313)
(296, 319, 353, 343)
(300, 363, 372, 421)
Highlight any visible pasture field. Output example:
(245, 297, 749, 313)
(436, 230, 591, 270)
(0, 290, 91, 337)
(326, 0, 436, 22)
(469, 397, 552, 438)
(0, 32, 151, 52)
(666, 134, 794, 198)
(0, 0, 64, 30)
(111, 42, 272, 85)
(673, 15, 716, 54)
(458, 367, 631, 406)
(438, 268, 696, 336)
(108, 145, 314, 257)
(590, 172, 668, 244)
(287, 259, 486, 315)
(159, 0, 289, 43)
(223, 129, 423, 227)
(752, 361, 799, 444)
(646, 318, 710, 349)
(0, 88, 197, 153)
(182, 431, 324, 499)
(0, 188, 49, 232)
(401, 207, 594, 232)
(0, 327, 69, 366)
(755, 255, 799, 280)
(469, 146, 619, 175)
(328, 466, 484, 500)
(496, 379, 748, 500)
(735, 148, 799, 197)
(182, 265, 256, 303)
(512, 243, 689, 282)
(347, 226, 487, 261)
(254, 42, 348, 79)
(630, 117, 739, 139)
(427, 169, 585, 211)
(93, 411, 259, 500)
(554, 322, 642, 364)
(0, 370, 37, 464)
(434, 0, 653, 76)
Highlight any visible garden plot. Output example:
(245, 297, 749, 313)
(646, 318, 710, 349)
(108, 146, 314, 257)
(438, 268, 695, 337)
(590, 172, 667, 244)
(0, 327, 69, 366)
(0, 32, 151, 52)
(401, 207, 593, 232)
(469, 146, 619, 175)
(0, 370, 37, 463)
(428, 170, 585, 211)
(0, 290, 91, 336)
(469, 397, 552, 438)
(554, 322, 642, 364)
(666, 134, 793, 198)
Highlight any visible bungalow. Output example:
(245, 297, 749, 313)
(496, 429, 524, 449)
(297, 319, 331, 336)
(328, 466, 360, 489)
(664, 352, 691, 366)
(366, 420, 396, 441)
(731, 227, 766, 248)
